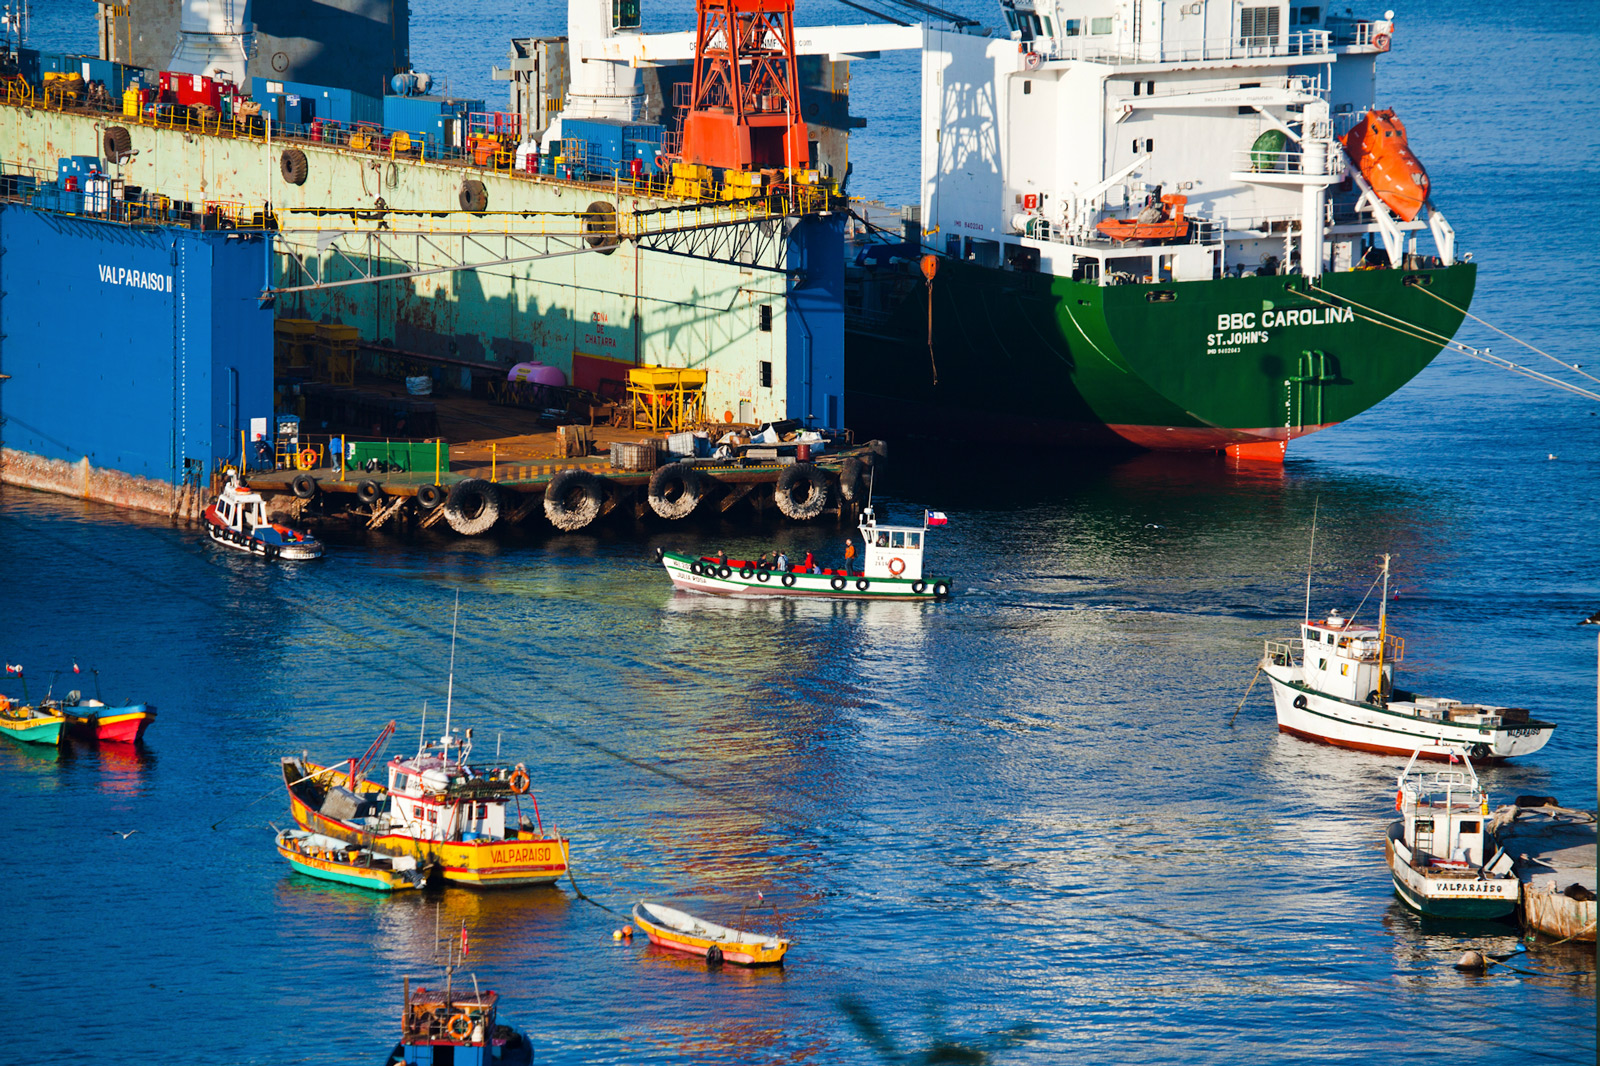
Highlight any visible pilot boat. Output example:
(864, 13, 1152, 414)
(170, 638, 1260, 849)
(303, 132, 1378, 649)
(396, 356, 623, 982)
(203, 470, 323, 561)
(1260, 556, 1555, 761)
(275, 828, 426, 892)
(631, 901, 790, 967)
(1386, 748, 1519, 920)
(658, 506, 953, 600)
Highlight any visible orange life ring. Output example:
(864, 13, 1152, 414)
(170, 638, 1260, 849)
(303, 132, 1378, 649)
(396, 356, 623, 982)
(446, 1011, 474, 1040)
(1372, 32, 1390, 50)
(888, 557, 907, 576)
(297, 447, 317, 470)
(1394, 788, 1403, 812)
(0, 695, 9, 713)
(508, 766, 531, 795)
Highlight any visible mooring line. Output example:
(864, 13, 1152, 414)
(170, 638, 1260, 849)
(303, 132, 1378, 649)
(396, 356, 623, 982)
(1410, 284, 1600, 385)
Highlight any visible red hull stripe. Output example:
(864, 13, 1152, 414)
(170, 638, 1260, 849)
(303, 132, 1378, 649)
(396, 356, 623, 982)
(1277, 723, 1503, 762)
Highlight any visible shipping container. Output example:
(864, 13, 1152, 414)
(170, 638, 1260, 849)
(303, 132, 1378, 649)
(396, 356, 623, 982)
(62, 55, 145, 97)
(252, 78, 381, 126)
(562, 118, 665, 179)
(383, 94, 485, 152)
(0, 203, 275, 489)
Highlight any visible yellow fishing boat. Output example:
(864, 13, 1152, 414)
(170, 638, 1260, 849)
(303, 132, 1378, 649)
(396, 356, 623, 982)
(275, 828, 427, 892)
(0, 696, 66, 746)
(632, 901, 790, 966)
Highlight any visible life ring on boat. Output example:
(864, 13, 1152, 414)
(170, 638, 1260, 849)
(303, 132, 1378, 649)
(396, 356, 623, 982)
(1293, 694, 1309, 710)
(830, 576, 846, 591)
(856, 579, 871, 592)
(446, 1012, 474, 1040)
(1024, 51, 1042, 70)
(0, 696, 8, 712)
(888, 557, 906, 576)
(781, 573, 797, 588)
(1395, 789, 1404, 812)
(297, 447, 318, 471)
(1371, 32, 1390, 50)
(508, 765, 531, 794)
(740, 566, 755, 579)
(912, 581, 926, 594)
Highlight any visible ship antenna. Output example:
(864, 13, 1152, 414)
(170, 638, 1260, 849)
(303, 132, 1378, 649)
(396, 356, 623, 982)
(443, 590, 459, 749)
(1304, 497, 1319, 625)
(1377, 554, 1391, 693)
(418, 701, 428, 757)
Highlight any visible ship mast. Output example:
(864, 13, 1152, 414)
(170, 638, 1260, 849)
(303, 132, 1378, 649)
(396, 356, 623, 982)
(1377, 554, 1391, 696)
(443, 591, 459, 757)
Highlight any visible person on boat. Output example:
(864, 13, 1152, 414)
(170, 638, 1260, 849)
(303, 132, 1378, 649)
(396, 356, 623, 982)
(802, 551, 815, 571)
(756, 551, 771, 570)
(775, 551, 789, 572)
(876, 532, 890, 547)
(713, 549, 727, 565)
(844, 540, 857, 573)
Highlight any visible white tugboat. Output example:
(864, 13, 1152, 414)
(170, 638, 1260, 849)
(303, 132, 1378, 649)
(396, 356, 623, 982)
(1386, 748, 1519, 920)
(1260, 556, 1554, 760)
(203, 470, 323, 561)
(658, 507, 953, 600)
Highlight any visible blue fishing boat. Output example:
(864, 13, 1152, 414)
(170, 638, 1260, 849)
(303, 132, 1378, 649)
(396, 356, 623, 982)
(386, 974, 533, 1065)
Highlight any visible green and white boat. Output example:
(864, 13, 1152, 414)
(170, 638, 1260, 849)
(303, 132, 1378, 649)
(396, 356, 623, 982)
(659, 505, 953, 600)
(1386, 748, 1519, 921)
(0, 677, 66, 747)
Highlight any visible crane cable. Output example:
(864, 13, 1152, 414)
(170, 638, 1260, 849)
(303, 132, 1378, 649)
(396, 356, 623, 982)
(1300, 283, 1600, 403)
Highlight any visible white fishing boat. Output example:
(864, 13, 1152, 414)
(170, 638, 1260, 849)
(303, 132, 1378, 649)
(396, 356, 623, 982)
(1260, 555, 1554, 761)
(657, 506, 952, 600)
(203, 470, 323, 561)
(1385, 748, 1519, 920)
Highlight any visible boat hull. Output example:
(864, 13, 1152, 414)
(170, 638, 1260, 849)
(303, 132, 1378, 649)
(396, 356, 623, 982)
(845, 261, 1476, 453)
(632, 903, 789, 966)
(276, 835, 422, 893)
(663, 551, 950, 600)
(1387, 826, 1518, 920)
(204, 511, 323, 560)
(0, 711, 66, 746)
(284, 763, 570, 888)
(1263, 669, 1553, 760)
(63, 705, 155, 743)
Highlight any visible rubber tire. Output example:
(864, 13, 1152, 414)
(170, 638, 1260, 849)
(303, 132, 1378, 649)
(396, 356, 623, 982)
(757, 571, 770, 582)
(584, 200, 619, 253)
(717, 565, 732, 579)
(740, 566, 754, 579)
(1292, 694, 1309, 710)
(103, 125, 132, 163)
(837, 457, 866, 502)
(416, 482, 446, 512)
(647, 462, 706, 520)
(690, 561, 704, 576)
(444, 478, 501, 536)
(291, 473, 317, 500)
(459, 179, 489, 214)
(830, 576, 846, 591)
(856, 579, 870, 592)
(543, 468, 603, 531)
(933, 582, 950, 598)
(782, 573, 796, 587)
(774, 463, 829, 521)
(356, 479, 384, 506)
(912, 580, 926, 594)
(280, 147, 308, 185)
(706, 944, 723, 967)
(1470, 743, 1490, 760)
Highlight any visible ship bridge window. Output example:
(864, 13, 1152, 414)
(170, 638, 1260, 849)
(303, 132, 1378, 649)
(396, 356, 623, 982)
(1091, 17, 1113, 34)
(908, 532, 921, 549)
(1297, 6, 1321, 24)
(1004, 10, 1018, 29)
(1062, 18, 1082, 35)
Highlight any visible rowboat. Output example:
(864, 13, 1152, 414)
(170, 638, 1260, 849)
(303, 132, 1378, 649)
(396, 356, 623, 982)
(631, 901, 790, 966)
(0, 697, 66, 746)
(387, 974, 534, 1066)
(1385, 748, 1520, 920)
(659, 505, 953, 600)
(1260, 555, 1554, 761)
(275, 828, 426, 892)
(53, 699, 156, 744)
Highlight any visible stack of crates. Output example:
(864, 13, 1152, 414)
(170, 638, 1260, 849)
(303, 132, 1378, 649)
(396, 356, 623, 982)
(274, 318, 317, 378)
(313, 323, 359, 385)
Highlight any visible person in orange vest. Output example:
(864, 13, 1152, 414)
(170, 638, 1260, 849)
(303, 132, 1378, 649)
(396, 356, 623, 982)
(844, 539, 857, 574)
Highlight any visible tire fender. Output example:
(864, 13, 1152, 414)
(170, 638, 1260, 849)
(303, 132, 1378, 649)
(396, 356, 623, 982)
(543, 468, 604, 531)
(444, 478, 501, 535)
(774, 463, 829, 521)
(647, 462, 706, 520)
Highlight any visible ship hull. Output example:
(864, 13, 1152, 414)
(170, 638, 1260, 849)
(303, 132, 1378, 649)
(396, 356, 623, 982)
(845, 260, 1476, 453)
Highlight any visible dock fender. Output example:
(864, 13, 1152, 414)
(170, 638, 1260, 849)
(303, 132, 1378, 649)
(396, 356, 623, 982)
(103, 125, 132, 163)
(782, 573, 797, 587)
(706, 944, 724, 967)
(837, 457, 867, 502)
(459, 179, 489, 214)
(416, 483, 446, 511)
(933, 581, 951, 598)
(647, 462, 706, 520)
(444, 479, 501, 535)
(543, 469, 603, 532)
(291, 473, 318, 500)
(775, 463, 829, 521)
(1293, 694, 1309, 710)
(356, 479, 384, 506)
(912, 581, 926, 594)
(280, 147, 308, 186)
(830, 576, 846, 591)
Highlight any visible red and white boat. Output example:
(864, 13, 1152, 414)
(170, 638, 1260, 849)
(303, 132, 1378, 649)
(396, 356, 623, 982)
(204, 470, 323, 561)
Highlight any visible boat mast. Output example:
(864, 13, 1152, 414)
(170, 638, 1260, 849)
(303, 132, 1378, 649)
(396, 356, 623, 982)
(1304, 498, 1319, 624)
(443, 591, 459, 753)
(1377, 553, 1390, 694)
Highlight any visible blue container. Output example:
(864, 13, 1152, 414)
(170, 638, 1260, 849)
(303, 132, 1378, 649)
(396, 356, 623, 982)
(0, 203, 275, 485)
(563, 119, 665, 178)
(62, 55, 143, 96)
(382, 94, 483, 152)
(252, 78, 379, 126)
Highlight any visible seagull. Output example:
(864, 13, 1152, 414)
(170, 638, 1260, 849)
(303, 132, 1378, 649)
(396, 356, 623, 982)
(111, 829, 139, 839)
(1548, 453, 1558, 460)
(1582, 611, 1600, 627)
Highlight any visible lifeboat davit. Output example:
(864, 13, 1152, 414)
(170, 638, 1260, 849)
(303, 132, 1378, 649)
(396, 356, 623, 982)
(1342, 108, 1430, 222)
(1097, 194, 1189, 243)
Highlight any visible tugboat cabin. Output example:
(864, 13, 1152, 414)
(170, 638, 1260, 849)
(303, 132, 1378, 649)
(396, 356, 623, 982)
(216, 484, 269, 533)
(1297, 609, 1402, 703)
(859, 510, 929, 582)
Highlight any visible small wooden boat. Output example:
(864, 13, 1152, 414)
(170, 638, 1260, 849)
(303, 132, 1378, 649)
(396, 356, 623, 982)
(386, 974, 533, 1066)
(1096, 194, 1189, 243)
(276, 828, 426, 892)
(1385, 748, 1519, 921)
(631, 901, 790, 966)
(204, 469, 323, 561)
(51, 698, 156, 744)
(1342, 108, 1430, 221)
(660, 505, 953, 601)
(0, 696, 66, 746)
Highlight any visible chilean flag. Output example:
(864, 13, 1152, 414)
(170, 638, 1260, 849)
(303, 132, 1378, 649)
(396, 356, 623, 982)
(4, 664, 20, 675)
(73, 663, 81, 675)
(461, 923, 470, 959)
(925, 510, 949, 526)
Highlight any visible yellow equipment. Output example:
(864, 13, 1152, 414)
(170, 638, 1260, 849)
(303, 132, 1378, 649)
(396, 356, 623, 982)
(627, 366, 707, 432)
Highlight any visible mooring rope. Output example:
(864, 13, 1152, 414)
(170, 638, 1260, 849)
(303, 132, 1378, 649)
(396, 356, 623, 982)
(1409, 284, 1600, 386)
(1300, 284, 1600, 403)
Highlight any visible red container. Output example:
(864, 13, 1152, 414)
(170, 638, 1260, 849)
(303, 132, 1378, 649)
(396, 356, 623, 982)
(161, 71, 221, 110)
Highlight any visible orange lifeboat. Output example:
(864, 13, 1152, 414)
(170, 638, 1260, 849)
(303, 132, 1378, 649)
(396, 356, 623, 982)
(1342, 109, 1429, 222)
(1097, 194, 1189, 243)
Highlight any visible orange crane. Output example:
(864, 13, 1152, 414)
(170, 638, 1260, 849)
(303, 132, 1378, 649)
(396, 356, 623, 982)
(679, 0, 809, 173)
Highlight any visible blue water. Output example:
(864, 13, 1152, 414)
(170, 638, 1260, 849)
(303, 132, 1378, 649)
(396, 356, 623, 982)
(14, 2, 1598, 1063)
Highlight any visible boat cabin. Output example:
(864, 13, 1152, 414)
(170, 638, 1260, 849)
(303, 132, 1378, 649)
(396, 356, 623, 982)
(1297, 609, 1399, 704)
(859, 508, 929, 581)
(1395, 751, 1509, 873)
(216, 481, 268, 533)
(388, 754, 512, 843)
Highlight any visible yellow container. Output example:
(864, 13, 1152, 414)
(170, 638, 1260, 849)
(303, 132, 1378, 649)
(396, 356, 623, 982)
(122, 88, 139, 117)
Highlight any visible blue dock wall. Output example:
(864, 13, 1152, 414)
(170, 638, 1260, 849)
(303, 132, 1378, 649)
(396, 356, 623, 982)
(0, 206, 274, 490)
(785, 215, 846, 431)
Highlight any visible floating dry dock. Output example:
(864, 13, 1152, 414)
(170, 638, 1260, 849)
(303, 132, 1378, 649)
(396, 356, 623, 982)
(1492, 801, 1597, 943)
